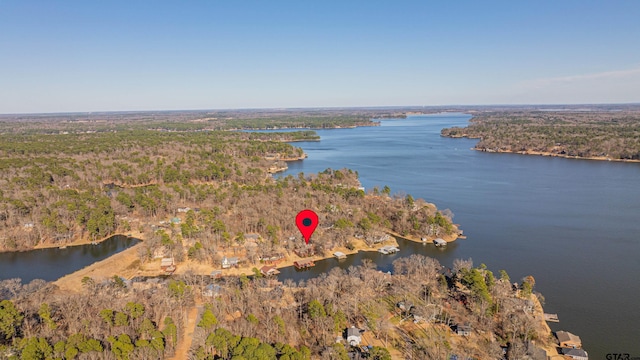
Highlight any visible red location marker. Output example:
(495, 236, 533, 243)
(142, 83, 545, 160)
(296, 209, 318, 244)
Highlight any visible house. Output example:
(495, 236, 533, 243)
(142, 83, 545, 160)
(556, 330, 582, 348)
(160, 258, 176, 274)
(170, 217, 181, 224)
(177, 207, 191, 213)
(346, 327, 362, 347)
(259, 253, 285, 264)
(260, 265, 280, 276)
(221, 256, 239, 269)
(203, 284, 222, 298)
(560, 347, 589, 360)
(454, 323, 472, 336)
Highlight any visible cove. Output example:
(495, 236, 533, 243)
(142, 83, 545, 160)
(0, 235, 140, 283)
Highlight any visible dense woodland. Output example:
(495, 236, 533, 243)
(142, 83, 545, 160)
(0, 109, 568, 359)
(0, 256, 549, 359)
(0, 109, 406, 135)
(441, 110, 640, 160)
(0, 116, 455, 255)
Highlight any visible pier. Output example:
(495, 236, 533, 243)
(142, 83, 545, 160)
(544, 313, 559, 322)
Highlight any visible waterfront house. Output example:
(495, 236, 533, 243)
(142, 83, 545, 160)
(560, 347, 589, 360)
(556, 330, 582, 348)
(260, 265, 280, 276)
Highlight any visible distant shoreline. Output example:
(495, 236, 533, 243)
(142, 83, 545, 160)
(474, 147, 640, 163)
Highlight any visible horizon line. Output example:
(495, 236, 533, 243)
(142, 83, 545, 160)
(2, 102, 640, 117)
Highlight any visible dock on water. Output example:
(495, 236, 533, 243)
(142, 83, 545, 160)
(378, 245, 399, 254)
(294, 258, 316, 269)
(544, 313, 559, 322)
(333, 251, 347, 260)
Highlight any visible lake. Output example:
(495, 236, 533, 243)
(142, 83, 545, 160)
(274, 113, 640, 359)
(0, 235, 139, 283)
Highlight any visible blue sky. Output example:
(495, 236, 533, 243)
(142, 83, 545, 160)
(1, 1, 639, 113)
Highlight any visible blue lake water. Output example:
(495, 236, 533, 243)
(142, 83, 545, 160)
(274, 113, 640, 359)
(0, 235, 139, 283)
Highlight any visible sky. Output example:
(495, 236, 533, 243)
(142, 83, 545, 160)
(1, 1, 640, 113)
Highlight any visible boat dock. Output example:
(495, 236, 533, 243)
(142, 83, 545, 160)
(544, 313, 559, 322)
(378, 245, 399, 254)
(294, 258, 316, 269)
(433, 238, 447, 247)
(333, 251, 347, 260)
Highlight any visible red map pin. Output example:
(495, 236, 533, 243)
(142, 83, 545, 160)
(296, 209, 318, 244)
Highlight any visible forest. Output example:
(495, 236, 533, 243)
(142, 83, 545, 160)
(0, 108, 576, 359)
(0, 120, 456, 254)
(441, 109, 640, 160)
(0, 255, 549, 359)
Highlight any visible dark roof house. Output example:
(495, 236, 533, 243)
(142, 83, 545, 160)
(560, 347, 589, 360)
(556, 330, 582, 348)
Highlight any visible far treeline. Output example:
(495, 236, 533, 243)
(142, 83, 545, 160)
(0, 109, 408, 135)
(441, 110, 640, 160)
(0, 111, 455, 254)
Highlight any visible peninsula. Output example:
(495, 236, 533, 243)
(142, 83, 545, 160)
(441, 107, 640, 162)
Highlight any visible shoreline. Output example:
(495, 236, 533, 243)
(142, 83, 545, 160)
(30, 230, 144, 251)
(386, 226, 460, 244)
(51, 234, 401, 291)
(441, 133, 640, 163)
(475, 147, 640, 163)
(0, 230, 144, 254)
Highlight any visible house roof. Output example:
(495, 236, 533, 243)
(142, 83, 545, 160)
(560, 347, 588, 357)
(556, 330, 581, 345)
(347, 327, 361, 337)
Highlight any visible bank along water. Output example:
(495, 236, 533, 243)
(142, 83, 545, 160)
(0, 235, 140, 283)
